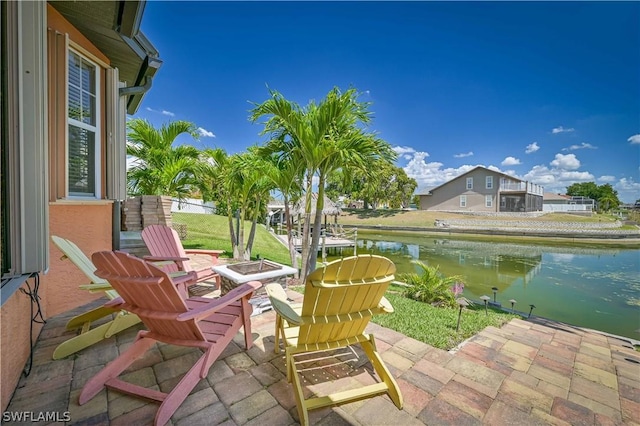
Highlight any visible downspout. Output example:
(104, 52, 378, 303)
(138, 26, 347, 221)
(112, 77, 152, 250)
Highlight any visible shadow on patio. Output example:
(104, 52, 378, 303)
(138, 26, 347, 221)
(5, 289, 640, 425)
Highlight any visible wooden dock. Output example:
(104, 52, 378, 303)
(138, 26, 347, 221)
(275, 234, 356, 251)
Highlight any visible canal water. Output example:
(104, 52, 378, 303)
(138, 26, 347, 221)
(332, 231, 640, 340)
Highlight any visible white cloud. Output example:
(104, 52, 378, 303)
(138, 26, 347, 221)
(197, 127, 216, 138)
(403, 154, 413, 160)
(501, 156, 521, 166)
(550, 153, 580, 170)
(551, 126, 575, 134)
(615, 177, 640, 203)
(454, 151, 474, 158)
(562, 142, 596, 151)
(392, 146, 416, 155)
(597, 175, 616, 183)
(628, 134, 640, 144)
(525, 142, 539, 154)
(146, 107, 175, 117)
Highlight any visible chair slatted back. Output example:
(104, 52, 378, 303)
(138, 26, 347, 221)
(298, 255, 395, 346)
(141, 225, 193, 273)
(51, 235, 109, 286)
(92, 251, 204, 341)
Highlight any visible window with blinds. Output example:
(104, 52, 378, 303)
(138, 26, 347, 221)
(67, 49, 100, 197)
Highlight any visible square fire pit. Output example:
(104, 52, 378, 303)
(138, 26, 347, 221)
(213, 259, 298, 296)
(227, 259, 282, 275)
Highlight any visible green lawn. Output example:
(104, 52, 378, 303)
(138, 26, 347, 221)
(371, 293, 519, 350)
(173, 212, 293, 265)
(290, 284, 519, 350)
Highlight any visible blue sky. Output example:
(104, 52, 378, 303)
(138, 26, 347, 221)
(134, 1, 640, 203)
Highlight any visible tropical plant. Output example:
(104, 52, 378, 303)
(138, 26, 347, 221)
(399, 260, 465, 308)
(251, 87, 396, 279)
(126, 119, 201, 199)
(262, 150, 304, 270)
(198, 147, 273, 260)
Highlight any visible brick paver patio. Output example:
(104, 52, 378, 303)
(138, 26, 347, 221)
(5, 290, 640, 425)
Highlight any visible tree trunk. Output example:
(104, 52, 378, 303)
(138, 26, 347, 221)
(283, 194, 299, 272)
(299, 174, 313, 280)
(308, 175, 326, 274)
(245, 196, 261, 260)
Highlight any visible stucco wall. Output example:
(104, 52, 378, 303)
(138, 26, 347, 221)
(1, 288, 44, 411)
(1, 202, 113, 410)
(45, 202, 113, 317)
(420, 168, 500, 211)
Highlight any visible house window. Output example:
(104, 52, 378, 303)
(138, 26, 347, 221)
(466, 177, 473, 190)
(486, 195, 493, 207)
(460, 195, 467, 207)
(486, 176, 493, 189)
(67, 49, 100, 197)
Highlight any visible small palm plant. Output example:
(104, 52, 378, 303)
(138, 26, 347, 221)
(400, 260, 465, 308)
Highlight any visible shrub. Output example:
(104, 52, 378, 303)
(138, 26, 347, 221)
(399, 260, 464, 308)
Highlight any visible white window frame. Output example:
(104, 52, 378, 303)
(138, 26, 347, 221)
(485, 194, 493, 208)
(486, 176, 493, 189)
(460, 195, 467, 208)
(466, 177, 473, 190)
(66, 47, 101, 198)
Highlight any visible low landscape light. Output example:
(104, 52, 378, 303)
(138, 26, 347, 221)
(480, 295, 490, 316)
(509, 299, 517, 313)
(528, 304, 536, 318)
(456, 298, 468, 331)
(491, 286, 498, 303)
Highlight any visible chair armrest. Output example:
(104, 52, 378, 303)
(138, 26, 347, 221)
(144, 255, 190, 263)
(184, 249, 223, 259)
(78, 283, 114, 292)
(378, 296, 394, 314)
(265, 283, 302, 325)
(171, 271, 197, 286)
(178, 280, 261, 321)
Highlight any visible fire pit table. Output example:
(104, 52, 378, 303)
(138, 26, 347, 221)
(213, 259, 298, 295)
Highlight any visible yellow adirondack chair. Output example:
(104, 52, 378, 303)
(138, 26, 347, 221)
(265, 254, 403, 425)
(50, 236, 144, 360)
(50, 236, 195, 360)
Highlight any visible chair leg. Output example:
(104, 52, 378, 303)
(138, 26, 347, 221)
(287, 349, 309, 426)
(65, 305, 120, 330)
(155, 350, 211, 426)
(79, 333, 156, 404)
(274, 314, 282, 354)
(52, 315, 139, 360)
(359, 336, 403, 409)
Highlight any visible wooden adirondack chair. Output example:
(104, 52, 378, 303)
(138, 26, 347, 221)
(81, 251, 260, 426)
(141, 224, 223, 289)
(50, 236, 195, 360)
(265, 255, 403, 425)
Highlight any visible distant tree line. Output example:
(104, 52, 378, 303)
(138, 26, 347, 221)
(565, 182, 620, 211)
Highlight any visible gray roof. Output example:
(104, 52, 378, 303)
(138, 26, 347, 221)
(50, 0, 162, 114)
(292, 193, 342, 216)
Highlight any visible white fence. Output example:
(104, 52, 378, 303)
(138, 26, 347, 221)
(543, 204, 593, 212)
(171, 198, 215, 215)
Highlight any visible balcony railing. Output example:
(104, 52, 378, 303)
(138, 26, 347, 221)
(499, 180, 544, 196)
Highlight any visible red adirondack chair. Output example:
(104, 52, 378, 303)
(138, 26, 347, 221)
(80, 251, 260, 426)
(141, 224, 224, 291)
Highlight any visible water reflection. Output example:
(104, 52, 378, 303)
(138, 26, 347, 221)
(348, 234, 640, 340)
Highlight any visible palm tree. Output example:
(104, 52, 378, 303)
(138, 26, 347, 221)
(262, 150, 304, 270)
(126, 119, 200, 199)
(251, 87, 396, 278)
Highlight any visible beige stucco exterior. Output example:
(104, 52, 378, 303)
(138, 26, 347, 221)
(419, 166, 544, 213)
(0, 5, 118, 410)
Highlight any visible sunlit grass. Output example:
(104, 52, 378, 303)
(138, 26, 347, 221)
(372, 293, 519, 350)
(289, 284, 519, 350)
(173, 212, 293, 265)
